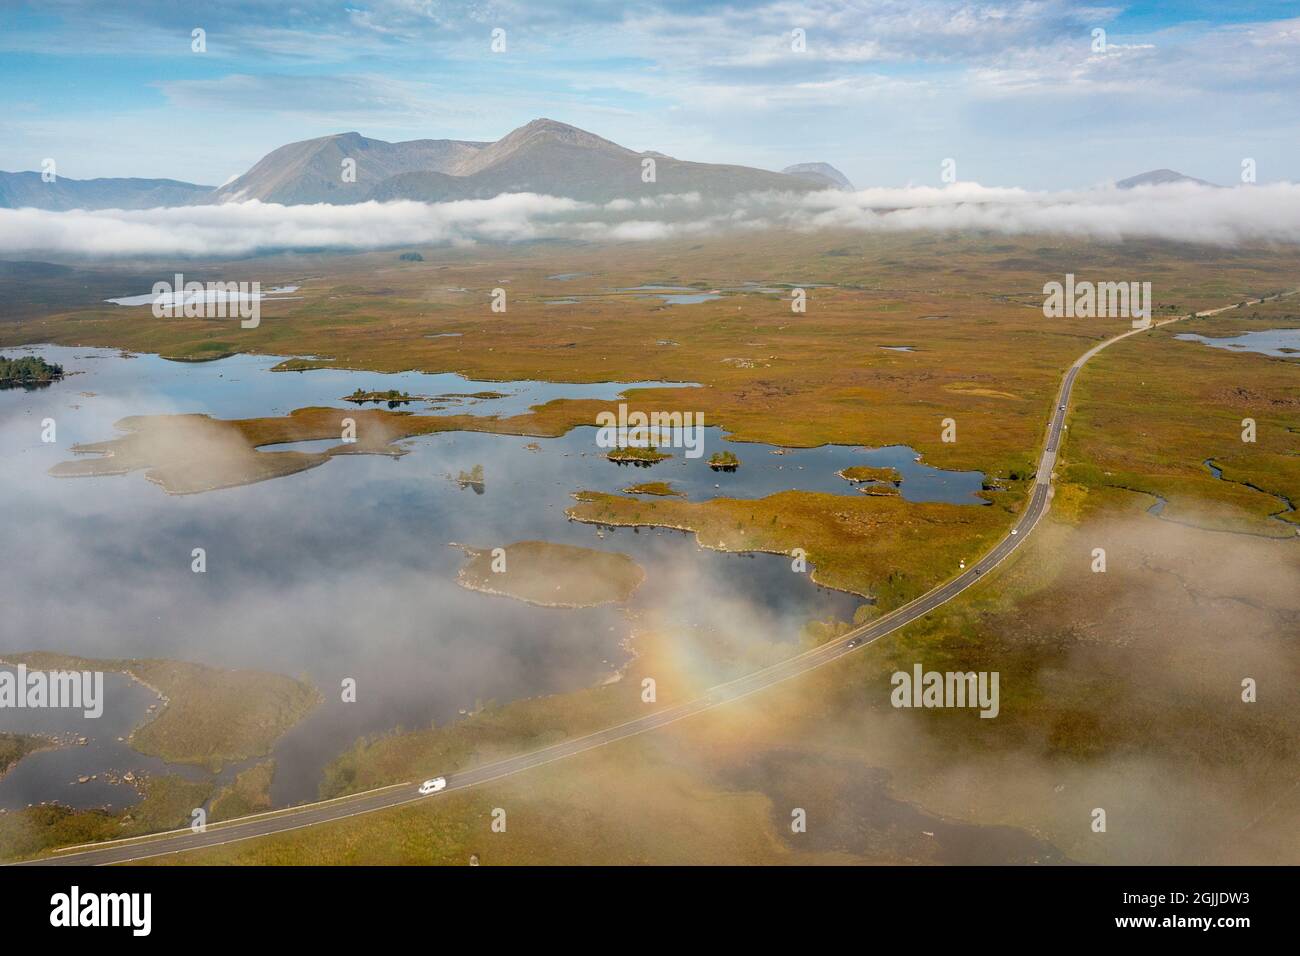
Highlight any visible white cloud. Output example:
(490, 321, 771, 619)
(0, 194, 582, 257)
(4, 181, 1300, 258)
(788, 181, 1300, 245)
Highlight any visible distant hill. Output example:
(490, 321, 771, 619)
(0, 172, 213, 210)
(0, 260, 176, 322)
(212, 131, 490, 205)
(781, 162, 854, 190)
(1116, 168, 1217, 189)
(2, 144, 1242, 212)
(0, 122, 855, 210)
(224, 119, 826, 205)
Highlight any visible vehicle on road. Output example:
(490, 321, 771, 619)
(846, 638, 860, 648)
(1011, 529, 1018, 535)
(419, 777, 447, 795)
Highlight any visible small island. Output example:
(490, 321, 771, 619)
(607, 446, 671, 466)
(623, 481, 683, 496)
(456, 464, 486, 494)
(837, 465, 902, 496)
(0, 354, 64, 388)
(708, 450, 741, 472)
(456, 540, 645, 607)
(345, 388, 419, 406)
(438, 390, 507, 401)
(837, 465, 902, 484)
(857, 483, 901, 496)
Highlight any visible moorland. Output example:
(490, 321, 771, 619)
(1, 228, 1296, 863)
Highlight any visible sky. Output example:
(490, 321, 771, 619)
(1, 1, 1298, 190)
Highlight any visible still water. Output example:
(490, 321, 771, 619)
(0, 346, 986, 811)
(1174, 328, 1300, 358)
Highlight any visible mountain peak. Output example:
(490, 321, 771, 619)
(782, 162, 854, 190)
(61, 119, 836, 209)
(1116, 168, 1216, 189)
(519, 118, 579, 133)
(213, 131, 490, 204)
(495, 118, 629, 152)
(448, 118, 636, 179)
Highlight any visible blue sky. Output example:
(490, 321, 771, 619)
(2, 0, 1298, 189)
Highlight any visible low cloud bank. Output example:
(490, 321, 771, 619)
(4, 182, 1300, 257)
(792, 182, 1300, 245)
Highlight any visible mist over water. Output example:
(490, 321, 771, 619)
(0, 347, 989, 808)
(0, 669, 207, 812)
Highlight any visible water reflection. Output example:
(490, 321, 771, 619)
(1175, 328, 1300, 359)
(0, 346, 981, 809)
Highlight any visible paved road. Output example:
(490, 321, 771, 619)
(22, 297, 1276, 866)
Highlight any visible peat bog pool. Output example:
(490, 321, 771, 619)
(0, 345, 987, 813)
(1174, 327, 1300, 359)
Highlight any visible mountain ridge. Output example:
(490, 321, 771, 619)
(212, 131, 491, 205)
(0, 172, 214, 211)
(219, 118, 831, 205)
(9, 122, 1213, 210)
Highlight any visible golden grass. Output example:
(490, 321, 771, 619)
(0, 775, 212, 863)
(621, 481, 682, 496)
(568, 487, 1013, 608)
(210, 761, 276, 822)
(5, 230, 1298, 863)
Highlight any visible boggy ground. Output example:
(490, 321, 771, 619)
(3, 230, 1297, 863)
(6, 229, 1298, 480)
(135, 491, 1300, 866)
(1068, 295, 1300, 534)
(0, 653, 319, 771)
(0, 655, 319, 861)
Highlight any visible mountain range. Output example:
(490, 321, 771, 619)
(0, 118, 1213, 211)
(1, 119, 852, 210)
(0, 172, 214, 210)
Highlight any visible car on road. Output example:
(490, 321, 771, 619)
(846, 638, 860, 648)
(419, 777, 447, 795)
(1010, 529, 1018, 535)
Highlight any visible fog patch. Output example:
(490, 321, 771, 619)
(5, 181, 1300, 257)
